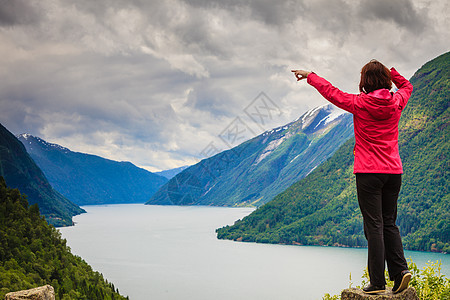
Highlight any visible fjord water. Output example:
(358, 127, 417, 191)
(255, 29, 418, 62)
(59, 205, 449, 300)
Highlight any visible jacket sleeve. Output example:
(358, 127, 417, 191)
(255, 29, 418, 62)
(307, 73, 357, 114)
(391, 67, 413, 109)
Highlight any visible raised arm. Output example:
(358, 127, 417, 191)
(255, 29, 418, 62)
(294, 71, 357, 114)
(390, 67, 413, 109)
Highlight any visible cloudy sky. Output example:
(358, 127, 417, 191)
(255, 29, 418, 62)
(0, 0, 448, 172)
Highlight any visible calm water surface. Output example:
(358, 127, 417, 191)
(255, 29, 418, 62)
(59, 204, 449, 300)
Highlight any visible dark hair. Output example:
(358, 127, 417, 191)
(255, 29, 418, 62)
(359, 59, 392, 93)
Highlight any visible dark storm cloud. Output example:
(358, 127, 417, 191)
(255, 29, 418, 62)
(183, 0, 306, 27)
(358, 0, 428, 33)
(303, 0, 353, 37)
(0, 0, 39, 26)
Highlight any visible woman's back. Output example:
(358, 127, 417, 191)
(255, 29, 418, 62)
(305, 67, 413, 174)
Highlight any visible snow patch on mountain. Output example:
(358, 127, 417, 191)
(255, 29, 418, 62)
(254, 105, 348, 166)
(298, 104, 327, 130)
(314, 107, 346, 129)
(254, 136, 287, 165)
(17, 134, 70, 153)
(262, 124, 292, 137)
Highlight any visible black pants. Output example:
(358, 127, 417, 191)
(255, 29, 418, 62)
(355, 173, 408, 286)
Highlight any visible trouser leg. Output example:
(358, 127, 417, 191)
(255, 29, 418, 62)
(356, 173, 386, 286)
(381, 174, 408, 280)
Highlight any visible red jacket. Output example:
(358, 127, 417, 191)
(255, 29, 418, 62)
(307, 68, 413, 174)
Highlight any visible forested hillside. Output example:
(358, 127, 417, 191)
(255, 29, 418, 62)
(0, 124, 84, 226)
(0, 177, 128, 299)
(217, 52, 450, 253)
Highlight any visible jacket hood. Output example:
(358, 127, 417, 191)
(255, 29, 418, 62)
(364, 89, 396, 120)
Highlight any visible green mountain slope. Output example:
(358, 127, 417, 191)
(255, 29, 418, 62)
(0, 124, 84, 226)
(217, 51, 450, 252)
(0, 177, 128, 299)
(147, 104, 354, 207)
(18, 134, 168, 205)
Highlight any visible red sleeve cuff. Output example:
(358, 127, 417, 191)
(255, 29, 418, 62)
(306, 72, 316, 84)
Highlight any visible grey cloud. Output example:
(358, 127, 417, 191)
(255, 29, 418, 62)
(182, 0, 306, 27)
(186, 83, 238, 119)
(0, 48, 186, 146)
(249, 0, 306, 26)
(0, 0, 448, 170)
(358, 0, 429, 33)
(304, 0, 353, 34)
(0, 0, 39, 26)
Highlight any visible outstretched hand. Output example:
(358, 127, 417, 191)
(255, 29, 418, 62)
(291, 70, 311, 81)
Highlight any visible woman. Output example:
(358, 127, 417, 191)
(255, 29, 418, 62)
(292, 60, 413, 294)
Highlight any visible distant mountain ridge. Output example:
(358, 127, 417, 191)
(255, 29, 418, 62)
(147, 104, 354, 207)
(18, 134, 168, 205)
(156, 165, 190, 179)
(0, 123, 84, 226)
(216, 51, 450, 253)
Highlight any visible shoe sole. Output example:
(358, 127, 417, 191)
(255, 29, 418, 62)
(363, 289, 385, 294)
(393, 272, 411, 294)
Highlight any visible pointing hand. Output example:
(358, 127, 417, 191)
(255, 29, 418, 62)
(291, 70, 311, 81)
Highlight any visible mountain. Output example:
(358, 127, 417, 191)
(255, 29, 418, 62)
(0, 123, 84, 226)
(0, 177, 127, 299)
(156, 165, 190, 179)
(147, 104, 354, 207)
(216, 51, 450, 253)
(18, 134, 168, 206)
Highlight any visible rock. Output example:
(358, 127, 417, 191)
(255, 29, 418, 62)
(5, 285, 55, 300)
(341, 287, 418, 300)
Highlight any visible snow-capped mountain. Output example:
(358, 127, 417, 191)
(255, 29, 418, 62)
(147, 104, 353, 207)
(19, 133, 70, 153)
(18, 134, 168, 205)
